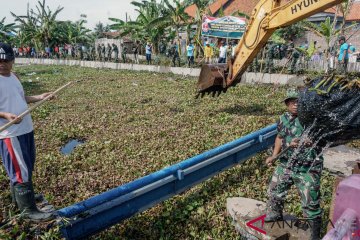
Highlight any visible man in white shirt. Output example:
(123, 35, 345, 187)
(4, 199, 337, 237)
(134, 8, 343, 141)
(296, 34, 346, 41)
(218, 41, 228, 63)
(0, 42, 55, 222)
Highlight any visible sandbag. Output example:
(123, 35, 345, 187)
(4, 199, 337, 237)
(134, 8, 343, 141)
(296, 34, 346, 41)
(298, 76, 360, 147)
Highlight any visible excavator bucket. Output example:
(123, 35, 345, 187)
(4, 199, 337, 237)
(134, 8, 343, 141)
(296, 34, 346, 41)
(196, 63, 229, 97)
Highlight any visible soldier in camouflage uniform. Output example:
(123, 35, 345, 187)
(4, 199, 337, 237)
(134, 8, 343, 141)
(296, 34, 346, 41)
(265, 89, 323, 240)
(112, 43, 119, 62)
(248, 52, 260, 72)
(121, 43, 127, 63)
(287, 39, 300, 74)
(106, 43, 112, 61)
(97, 44, 102, 61)
(101, 44, 106, 61)
(264, 41, 275, 73)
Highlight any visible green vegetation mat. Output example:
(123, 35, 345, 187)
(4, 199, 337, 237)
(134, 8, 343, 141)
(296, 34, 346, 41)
(0, 65, 355, 239)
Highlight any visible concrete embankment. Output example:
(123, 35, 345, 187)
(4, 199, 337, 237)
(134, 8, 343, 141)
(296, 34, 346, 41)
(15, 58, 305, 86)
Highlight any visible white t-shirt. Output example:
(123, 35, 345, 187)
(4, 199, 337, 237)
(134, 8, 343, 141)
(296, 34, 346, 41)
(0, 73, 33, 139)
(219, 46, 227, 58)
(231, 46, 236, 57)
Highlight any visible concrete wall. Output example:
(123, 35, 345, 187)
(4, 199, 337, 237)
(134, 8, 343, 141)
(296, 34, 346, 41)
(15, 58, 305, 86)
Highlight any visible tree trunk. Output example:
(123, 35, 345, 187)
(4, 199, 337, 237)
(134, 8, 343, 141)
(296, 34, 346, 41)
(176, 27, 181, 56)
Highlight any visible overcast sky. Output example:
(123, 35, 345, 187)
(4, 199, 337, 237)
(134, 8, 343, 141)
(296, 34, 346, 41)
(1, 0, 141, 30)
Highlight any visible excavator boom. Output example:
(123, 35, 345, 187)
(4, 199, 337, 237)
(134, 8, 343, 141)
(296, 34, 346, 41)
(197, 0, 345, 97)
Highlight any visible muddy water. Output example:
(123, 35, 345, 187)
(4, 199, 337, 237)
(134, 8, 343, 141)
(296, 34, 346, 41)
(61, 139, 85, 155)
(298, 76, 360, 146)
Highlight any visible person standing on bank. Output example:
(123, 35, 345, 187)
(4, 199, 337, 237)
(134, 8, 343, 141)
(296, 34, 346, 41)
(218, 41, 227, 63)
(337, 36, 349, 74)
(133, 41, 139, 64)
(146, 42, 152, 65)
(186, 41, 195, 67)
(204, 42, 213, 64)
(265, 89, 324, 240)
(0, 43, 55, 222)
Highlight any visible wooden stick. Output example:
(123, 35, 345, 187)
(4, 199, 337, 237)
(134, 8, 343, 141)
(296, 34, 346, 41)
(273, 145, 291, 161)
(0, 81, 74, 133)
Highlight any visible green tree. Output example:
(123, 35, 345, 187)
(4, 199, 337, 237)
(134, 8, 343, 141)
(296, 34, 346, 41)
(275, 22, 305, 41)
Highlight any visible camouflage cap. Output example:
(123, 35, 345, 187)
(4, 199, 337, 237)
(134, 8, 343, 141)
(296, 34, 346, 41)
(283, 88, 299, 103)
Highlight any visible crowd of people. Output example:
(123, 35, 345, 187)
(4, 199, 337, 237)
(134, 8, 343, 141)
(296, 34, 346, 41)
(11, 36, 359, 73)
(12, 44, 94, 60)
(260, 37, 358, 74)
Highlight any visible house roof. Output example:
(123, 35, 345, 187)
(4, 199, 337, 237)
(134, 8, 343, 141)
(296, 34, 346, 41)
(222, 0, 258, 16)
(324, 2, 360, 21)
(185, 0, 230, 18)
(347, 3, 360, 21)
(103, 32, 120, 38)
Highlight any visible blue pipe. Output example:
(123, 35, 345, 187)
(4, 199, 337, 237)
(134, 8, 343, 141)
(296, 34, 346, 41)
(58, 124, 276, 218)
(58, 124, 277, 239)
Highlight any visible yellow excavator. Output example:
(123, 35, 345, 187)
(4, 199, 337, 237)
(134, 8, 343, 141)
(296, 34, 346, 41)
(197, 0, 345, 97)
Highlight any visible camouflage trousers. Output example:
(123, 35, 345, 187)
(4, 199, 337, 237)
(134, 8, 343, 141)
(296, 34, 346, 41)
(267, 164, 322, 219)
(288, 57, 299, 74)
(264, 57, 274, 73)
(337, 59, 348, 74)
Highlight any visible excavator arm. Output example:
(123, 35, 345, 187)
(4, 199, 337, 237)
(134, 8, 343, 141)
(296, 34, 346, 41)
(197, 0, 344, 97)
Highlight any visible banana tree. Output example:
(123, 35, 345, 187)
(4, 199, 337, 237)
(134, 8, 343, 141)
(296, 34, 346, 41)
(60, 20, 92, 45)
(147, 0, 189, 55)
(186, 0, 212, 58)
(110, 0, 166, 54)
(303, 17, 356, 58)
(303, 16, 357, 71)
(11, 0, 64, 50)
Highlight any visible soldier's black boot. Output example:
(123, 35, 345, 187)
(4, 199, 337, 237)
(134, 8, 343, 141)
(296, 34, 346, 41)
(14, 182, 54, 222)
(309, 218, 322, 240)
(264, 210, 283, 222)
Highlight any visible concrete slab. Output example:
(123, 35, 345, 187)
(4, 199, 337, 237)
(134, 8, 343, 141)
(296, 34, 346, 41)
(323, 145, 360, 176)
(227, 197, 312, 240)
